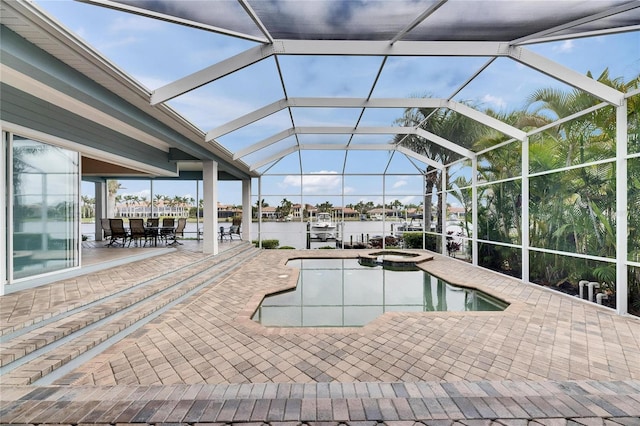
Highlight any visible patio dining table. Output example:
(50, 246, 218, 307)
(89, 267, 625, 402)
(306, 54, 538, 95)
(144, 226, 175, 247)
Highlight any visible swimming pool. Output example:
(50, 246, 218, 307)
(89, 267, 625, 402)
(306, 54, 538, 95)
(251, 258, 508, 327)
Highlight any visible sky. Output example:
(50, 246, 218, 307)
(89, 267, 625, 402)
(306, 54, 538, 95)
(33, 0, 640, 208)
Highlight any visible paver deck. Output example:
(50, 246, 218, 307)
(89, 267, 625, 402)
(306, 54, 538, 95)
(1, 244, 639, 424)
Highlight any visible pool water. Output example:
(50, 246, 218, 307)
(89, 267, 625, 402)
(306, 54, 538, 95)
(251, 258, 508, 327)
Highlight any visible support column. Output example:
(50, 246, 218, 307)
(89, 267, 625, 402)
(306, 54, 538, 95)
(242, 179, 251, 242)
(94, 181, 106, 241)
(616, 102, 628, 315)
(521, 137, 530, 284)
(441, 167, 447, 254)
(258, 177, 262, 248)
(202, 161, 219, 255)
(472, 156, 478, 266)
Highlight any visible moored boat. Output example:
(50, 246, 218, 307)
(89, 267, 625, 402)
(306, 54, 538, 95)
(310, 212, 336, 241)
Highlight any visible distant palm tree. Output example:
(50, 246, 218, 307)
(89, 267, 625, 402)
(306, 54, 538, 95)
(107, 180, 121, 217)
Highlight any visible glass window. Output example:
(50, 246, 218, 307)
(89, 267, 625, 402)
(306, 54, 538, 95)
(12, 136, 79, 280)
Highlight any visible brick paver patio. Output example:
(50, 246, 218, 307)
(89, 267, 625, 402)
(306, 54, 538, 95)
(63, 250, 640, 386)
(1, 246, 639, 423)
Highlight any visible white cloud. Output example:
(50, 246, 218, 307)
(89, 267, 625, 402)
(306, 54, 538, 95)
(392, 179, 408, 189)
(553, 40, 575, 53)
(481, 94, 507, 109)
(121, 189, 151, 200)
(281, 171, 342, 194)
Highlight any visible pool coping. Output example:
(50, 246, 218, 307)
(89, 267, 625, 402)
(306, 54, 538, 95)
(236, 249, 525, 335)
(357, 249, 434, 268)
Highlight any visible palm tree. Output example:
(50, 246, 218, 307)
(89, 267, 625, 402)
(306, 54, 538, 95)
(280, 198, 293, 218)
(527, 70, 638, 255)
(80, 195, 95, 219)
(107, 180, 121, 217)
(450, 176, 473, 239)
(317, 201, 332, 213)
(395, 97, 485, 232)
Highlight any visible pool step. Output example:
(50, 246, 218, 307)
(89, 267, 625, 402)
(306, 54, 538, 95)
(0, 243, 258, 385)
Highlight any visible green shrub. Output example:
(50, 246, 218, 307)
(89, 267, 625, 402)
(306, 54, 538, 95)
(253, 239, 279, 249)
(318, 246, 335, 249)
(279, 246, 295, 249)
(402, 232, 424, 249)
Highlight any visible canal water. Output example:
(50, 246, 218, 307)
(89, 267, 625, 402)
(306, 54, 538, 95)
(82, 220, 405, 249)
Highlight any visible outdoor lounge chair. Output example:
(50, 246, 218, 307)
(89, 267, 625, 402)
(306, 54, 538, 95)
(228, 224, 241, 240)
(160, 217, 175, 244)
(230, 217, 242, 240)
(128, 218, 148, 247)
(219, 226, 230, 241)
(100, 218, 112, 246)
(108, 218, 129, 247)
(168, 218, 187, 245)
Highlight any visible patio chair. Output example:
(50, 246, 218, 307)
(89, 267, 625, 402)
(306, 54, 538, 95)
(128, 218, 148, 247)
(219, 226, 230, 241)
(108, 218, 129, 247)
(160, 217, 175, 244)
(146, 217, 159, 227)
(229, 224, 242, 240)
(100, 218, 113, 246)
(168, 218, 187, 246)
(230, 217, 242, 240)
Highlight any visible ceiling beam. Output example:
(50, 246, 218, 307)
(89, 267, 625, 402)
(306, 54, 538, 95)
(300, 143, 443, 169)
(151, 44, 272, 104)
(396, 146, 443, 169)
(237, 0, 274, 43)
(153, 40, 510, 104)
(275, 40, 510, 56)
(248, 143, 444, 172)
(512, 25, 640, 46)
(415, 128, 474, 158)
(295, 126, 415, 135)
(390, 0, 449, 44)
(208, 97, 527, 142)
(446, 101, 526, 141)
(233, 128, 295, 159)
(250, 145, 298, 171)
(508, 46, 624, 106)
(234, 125, 473, 160)
(207, 97, 446, 140)
(207, 99, 288, 140)
(511, 1, 640, 45)
(78, 0, 268, 43)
